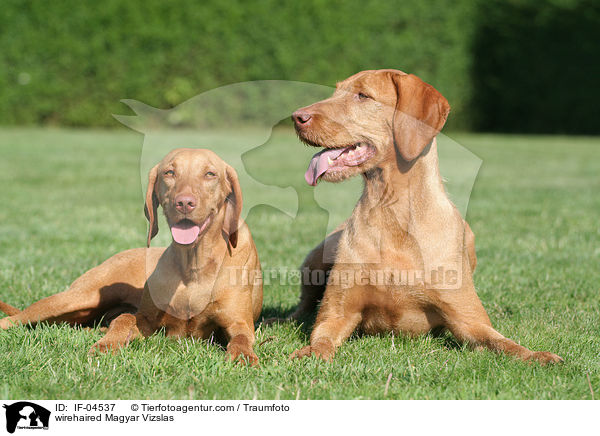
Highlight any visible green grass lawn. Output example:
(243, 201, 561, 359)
(0, 127, 598, 399)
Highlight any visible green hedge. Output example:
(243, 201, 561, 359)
(471, 0, 600, 134)
(0, 0, 475, 129)
(0, 0, 597, 133)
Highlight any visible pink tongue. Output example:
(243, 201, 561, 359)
(304, 148, 345, 186)
(171, 221, 201, 245)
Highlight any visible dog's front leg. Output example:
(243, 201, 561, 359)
(89, 313, 144, 354)
(222, 320, 258, 366)
(290, 286, 363, 361)
(445, 319, 563, 365)
(214, 290, 258, 365)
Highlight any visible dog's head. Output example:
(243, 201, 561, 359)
(293, 69, 450, 185)
(144, 148, 242, 248)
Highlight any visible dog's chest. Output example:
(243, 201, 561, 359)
(170, 281, 213, 318)
(146, 278, 214, 323)
(148, 281, 218, 338)
(340, 205, 422, 268)
(359, 288, 442, 335)
(340, 228, 421, 270)
(154, 309, 217, 339)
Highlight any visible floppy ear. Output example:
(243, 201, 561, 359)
(223, 165, 243, 249)
(144, 164, 160, 247)
(390, 73, 450, 162)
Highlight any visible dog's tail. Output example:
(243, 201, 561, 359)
(0, 300, 20, 316)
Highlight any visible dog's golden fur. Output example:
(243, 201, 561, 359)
(287, 69, 562, 364)
(1, 149, 262, 364)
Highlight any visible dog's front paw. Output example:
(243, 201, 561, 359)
(226, 345, 259, 366)
(290, 339, 334, 361)
(0, 317, 17, 330)
(526, 351, 564, 365)
(226, 335, 259, 366)
(89, 339, 121, 355)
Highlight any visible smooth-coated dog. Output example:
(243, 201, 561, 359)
(287, 69, 562, 364)
(0, 148, 262, 363)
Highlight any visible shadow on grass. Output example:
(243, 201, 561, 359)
(258, 305, 316, 338)
(258, 306, 466, 353)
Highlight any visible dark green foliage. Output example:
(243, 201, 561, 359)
(471, 0, 600, 134)
(0, 0, 474, 128)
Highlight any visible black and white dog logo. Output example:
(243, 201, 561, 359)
(3, 402, 50, 433)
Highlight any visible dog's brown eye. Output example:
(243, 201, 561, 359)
(205, 171, 216, 178)
(358, 92, 371, 100)
(164, 169, 175, 176)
